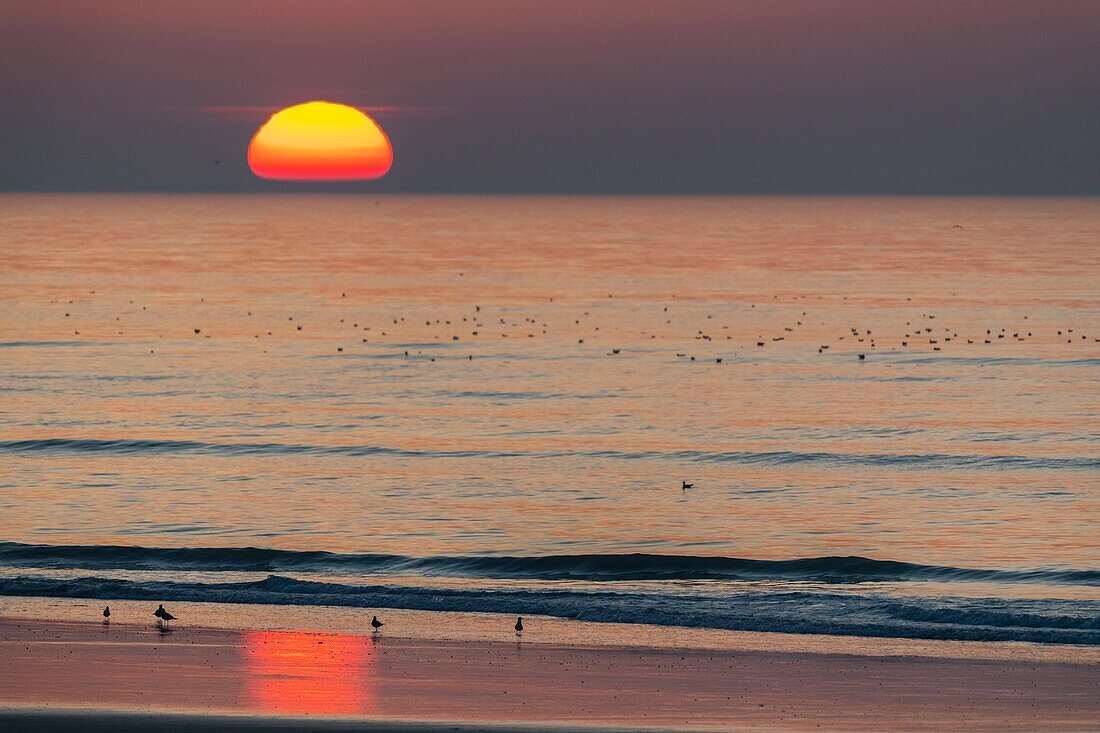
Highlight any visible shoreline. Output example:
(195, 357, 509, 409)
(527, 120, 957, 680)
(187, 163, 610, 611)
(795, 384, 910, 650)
(2, 617, 1098, 731)
(3, 596, 1098, 664)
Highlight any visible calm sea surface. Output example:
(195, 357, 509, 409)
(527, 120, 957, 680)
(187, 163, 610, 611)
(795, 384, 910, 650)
(1, 194, 1097, 644)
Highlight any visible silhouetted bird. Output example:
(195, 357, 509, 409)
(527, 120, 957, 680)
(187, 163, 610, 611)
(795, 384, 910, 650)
(515, 617, 523, 635)
(858, 353, 866, 360)
(155, 604, 174, 628)
(160, 608, 176, 627)
(682, 481, 694, 490)
(102, 606, 110, 624)
(371, 615, 383, 631)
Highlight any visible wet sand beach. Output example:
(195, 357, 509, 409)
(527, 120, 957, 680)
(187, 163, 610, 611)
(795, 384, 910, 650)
(1, 618, 1097, 732)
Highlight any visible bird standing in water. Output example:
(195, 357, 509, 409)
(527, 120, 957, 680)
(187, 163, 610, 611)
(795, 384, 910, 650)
(371, 615, 384, 632)
(102, 606, 110, 624)
(515, 617, 523, 636)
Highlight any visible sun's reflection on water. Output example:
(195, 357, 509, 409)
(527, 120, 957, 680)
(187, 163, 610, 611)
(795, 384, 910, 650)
(243, 630, 376, 715)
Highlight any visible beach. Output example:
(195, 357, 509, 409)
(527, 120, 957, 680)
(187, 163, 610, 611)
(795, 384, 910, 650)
(4, 0, 1100, 727)
(2, 616, 1098, 732)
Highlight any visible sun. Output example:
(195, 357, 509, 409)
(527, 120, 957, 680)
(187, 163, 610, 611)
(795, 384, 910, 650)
(248, 101, 393, 181)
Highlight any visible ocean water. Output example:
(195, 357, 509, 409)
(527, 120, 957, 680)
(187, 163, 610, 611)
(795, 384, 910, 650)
(0, 194, 1097, 645)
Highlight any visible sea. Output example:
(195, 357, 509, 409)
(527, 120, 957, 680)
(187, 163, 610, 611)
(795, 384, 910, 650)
(1, 194, 1097, 647)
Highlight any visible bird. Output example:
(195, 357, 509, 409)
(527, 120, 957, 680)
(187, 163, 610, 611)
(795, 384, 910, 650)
(858, 353, 865, 360)
(160, 608, 176, 628)
(371, 615, 384, 632)
(102, 606, 110, 624)
(515, 617, 523, 636)
(154, 604, 172, 628)
(682, 481, 694, 490)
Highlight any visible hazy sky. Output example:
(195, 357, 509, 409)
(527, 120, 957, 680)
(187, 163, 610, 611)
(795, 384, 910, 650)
(2, 0, 1098, 193)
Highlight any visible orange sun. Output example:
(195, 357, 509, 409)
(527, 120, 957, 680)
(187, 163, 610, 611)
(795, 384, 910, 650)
(248, 101, 393, 181)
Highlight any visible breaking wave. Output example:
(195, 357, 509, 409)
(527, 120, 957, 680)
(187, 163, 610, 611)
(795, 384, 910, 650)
(0, 542, 1095, 585)
(0, 572, 1096, 645)
(1, 438, 1096, 471)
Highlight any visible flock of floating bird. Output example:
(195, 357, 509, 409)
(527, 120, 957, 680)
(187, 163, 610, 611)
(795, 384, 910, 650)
(102, 604, 525, 636)
(48, 292, 1096, 363)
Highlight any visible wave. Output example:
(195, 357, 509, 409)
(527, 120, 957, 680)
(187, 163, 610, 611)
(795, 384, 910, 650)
(0, 572, 1096, 645)
(0, 341, 97, 348)
(1, 438, 1096, 471)
(430, 389, 620, 401)
(890, 355, 1100, 368)
(1, 542, 1095, 585)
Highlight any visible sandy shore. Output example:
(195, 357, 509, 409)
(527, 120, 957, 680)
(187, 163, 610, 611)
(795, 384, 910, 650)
(1, 618, 1097, 732)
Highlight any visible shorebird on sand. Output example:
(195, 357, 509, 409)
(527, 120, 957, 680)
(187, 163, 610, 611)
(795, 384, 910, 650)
(515, 617, 524, 636)
(371, 615, 384, 632)
(102, 606, 110, 624)
(155, 604, 175, 629)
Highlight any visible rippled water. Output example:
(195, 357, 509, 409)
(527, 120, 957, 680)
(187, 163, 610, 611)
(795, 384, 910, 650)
(1, 194, 1097, 643)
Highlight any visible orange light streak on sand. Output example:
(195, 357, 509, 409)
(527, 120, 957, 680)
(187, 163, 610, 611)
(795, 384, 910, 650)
(242, 630, 377, 715)
(248, 101, 393, 181)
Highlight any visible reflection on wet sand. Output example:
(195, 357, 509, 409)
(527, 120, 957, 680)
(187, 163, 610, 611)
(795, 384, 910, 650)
(243, 630, 376, 715)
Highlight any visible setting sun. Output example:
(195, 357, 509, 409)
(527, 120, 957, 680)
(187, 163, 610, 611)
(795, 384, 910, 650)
(247, 101, 393, 181)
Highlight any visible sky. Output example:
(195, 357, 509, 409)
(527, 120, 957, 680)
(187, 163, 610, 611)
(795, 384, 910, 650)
(1, 0, 1098, 194)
